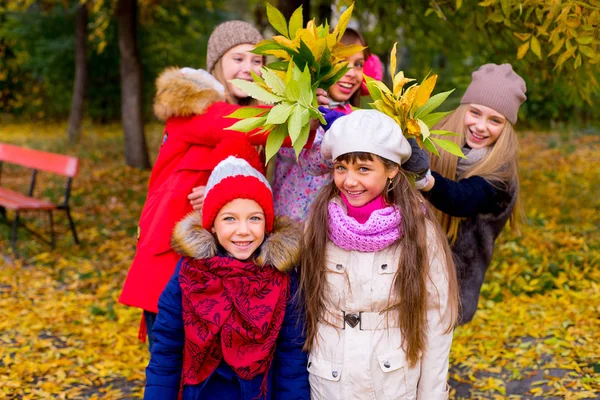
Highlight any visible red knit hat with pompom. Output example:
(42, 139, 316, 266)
(202, 138, 273, 232)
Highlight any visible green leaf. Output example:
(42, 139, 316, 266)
(250, 70, 264, 85)
(431, 137, 467, 158)
(266, 3, 289, 38)
(298, 65, 313, 106)
(430, 129, 462, 137)
(229, 79, 283, 104)
(579, 45, 595, 59)
(285, 59, 295, 85)
(286, 80, 301, 102)
(501, 0, 510, 17)
(576, 36, 593, 45)
(288, 105, 303, 141)
(320, 64, 350, 89)
(252, 40, 282, 55)
(423, 137, 440, 157)
(225, 107, 267, 119)
(261, 68, 286, 96)
(414, 89, 455, 119)
(288, 6, 303, 38)
(265, 102, 294, 125)
(265, 125, 287, 163)
(298, 39, 316, 67)
(420, 111, 451, 128)
(293, 122, 311, 158)
(365, 76, 383, 101)
(266, 61, 289, 71)
(225, 116, 267, 133)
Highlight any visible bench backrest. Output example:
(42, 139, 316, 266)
(0, 143, 79, 177)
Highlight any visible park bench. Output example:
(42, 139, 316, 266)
(0, 143, 80, 255)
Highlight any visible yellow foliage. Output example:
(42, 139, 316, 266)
(0, 124, 598, 398)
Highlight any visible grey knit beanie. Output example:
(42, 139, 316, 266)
(460, 63, 527, 125)
(206, 21, 264, 74)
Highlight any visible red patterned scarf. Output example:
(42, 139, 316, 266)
(179, 255, 290, 394)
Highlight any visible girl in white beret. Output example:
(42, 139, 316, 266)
(300, 109, 459, 400)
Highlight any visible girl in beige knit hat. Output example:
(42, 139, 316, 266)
(402, 63, 527, 325)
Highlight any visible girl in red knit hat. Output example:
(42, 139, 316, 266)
(144, 140, 309, 400)
(119, 20, 273, 347)
(403, 63, 527, 324)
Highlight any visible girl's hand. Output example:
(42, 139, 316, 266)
(316, 88, 330, 107)
(188, 186, 206, 211)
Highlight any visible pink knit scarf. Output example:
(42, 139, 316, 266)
(328, 198, 402, 252)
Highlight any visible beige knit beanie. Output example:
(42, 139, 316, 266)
(206, 21, 264, 74)
(460, 63, 527, 125)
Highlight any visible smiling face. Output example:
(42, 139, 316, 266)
(333, 155, 399, 207)
(212, 198, 266, 260)
(463, 104, 507, 149)
(328, 41, 365, 103)
(220, 43, 264, 100)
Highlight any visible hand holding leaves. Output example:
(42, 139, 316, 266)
(225, 3, 363, 163)
(365, 42, 466, 159)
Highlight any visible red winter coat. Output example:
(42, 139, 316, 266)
(119, 68, 308, 315)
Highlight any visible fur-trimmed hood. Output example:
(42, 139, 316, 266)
(153, 67, 225, 122)
(171, 212, 302, 273)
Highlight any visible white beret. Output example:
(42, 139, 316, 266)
(321, 109, 412, 164)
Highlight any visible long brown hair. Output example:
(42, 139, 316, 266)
(339, 28, 371, 108)
(300, 152, 458, 367)
(430, 104, 522, 242)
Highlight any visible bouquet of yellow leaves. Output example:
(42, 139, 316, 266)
(226, 3, 365, 163)
(365, 43, 466, 159)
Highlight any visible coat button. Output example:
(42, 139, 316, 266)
(336, 264, 343, 271)
(381, 264, 388, 270)
(332, 370, 339, 378)
(383, 361, 391, 368)
(307, 362, 312, 369)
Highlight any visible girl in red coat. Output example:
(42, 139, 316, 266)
(119, 21, 270, 346)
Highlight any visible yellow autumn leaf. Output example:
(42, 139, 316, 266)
(413, 74, 438, 109)
(262, 49, 292, 60)
(531, 36, 542, 59)
(333, 2, 355, 40)
(393, 72, 416, 96)
(517, 41, 530, 59)
(273, 35, 298, 51)
(332, 43, 366, 59)
(390, 42, 398, 82)
(406, 118, 421, 136)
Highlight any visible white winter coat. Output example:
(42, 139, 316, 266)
(308, 222, 454, 400)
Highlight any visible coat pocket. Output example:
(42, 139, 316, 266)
(307, 355, 343, 400)
(372, 351, 418, 400)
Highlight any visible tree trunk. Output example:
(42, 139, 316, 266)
(116, 0, 150, 169)
(67, 3, 88, 144)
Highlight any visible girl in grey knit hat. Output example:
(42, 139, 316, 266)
(403, 63, 527, 325)
(205, 20, 265, 105)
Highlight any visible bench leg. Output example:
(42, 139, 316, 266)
(10, 212, 19, 256)
(0, 206, 6, 221)
(48, 210, 56, 249)
(64, 207, 79, 245)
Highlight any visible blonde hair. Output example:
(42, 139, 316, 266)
(430, 104, 522, 242)
(211, 58, 261, 106)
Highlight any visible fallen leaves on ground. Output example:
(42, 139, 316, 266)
(0, 123, 598, 399)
